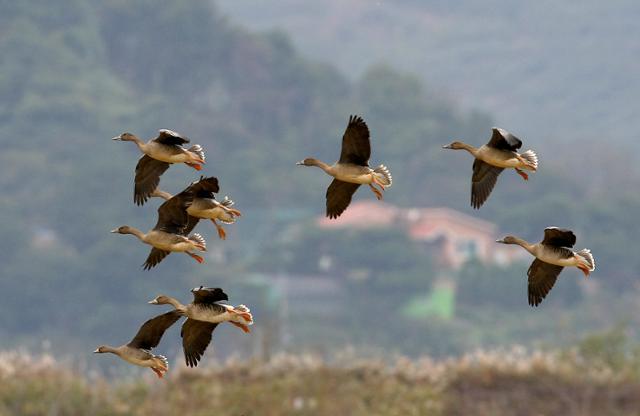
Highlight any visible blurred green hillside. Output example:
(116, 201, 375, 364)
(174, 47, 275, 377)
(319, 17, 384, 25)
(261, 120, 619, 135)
(221, 0, 640, 144)
(1, 0, 640, 364)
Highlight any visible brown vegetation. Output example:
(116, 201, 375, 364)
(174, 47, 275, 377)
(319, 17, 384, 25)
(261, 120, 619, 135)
(2, 338, 640, 416)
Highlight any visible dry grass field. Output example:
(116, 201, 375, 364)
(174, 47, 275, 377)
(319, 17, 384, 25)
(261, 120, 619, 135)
(2, 338, 640, 416)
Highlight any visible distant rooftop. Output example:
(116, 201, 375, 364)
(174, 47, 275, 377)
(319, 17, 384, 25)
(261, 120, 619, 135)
(317, 201, 526, 268)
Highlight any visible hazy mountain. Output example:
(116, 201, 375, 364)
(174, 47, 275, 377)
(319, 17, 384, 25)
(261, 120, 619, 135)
(220, 0, 640, 144)
(2, 0, 640, 364)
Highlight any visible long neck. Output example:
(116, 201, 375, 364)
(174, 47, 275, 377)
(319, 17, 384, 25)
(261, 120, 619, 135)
(124, 227, 146, 241)
(307, 158, 333, 174)
(102, 345, 121, 355)
(164, 296, 187, 312)
(458, 142, 479, 156)
(150, 189, 173, 201)
(129, 137, 147, 152)
(510, 237, 535, 254)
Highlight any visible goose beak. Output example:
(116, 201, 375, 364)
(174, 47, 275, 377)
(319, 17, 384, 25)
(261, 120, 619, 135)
(496, 239, 506, 244)
(442, 144, 452, 149)
(93, 348, 100, 353)
(296, 161, 304, 166)
(112, 136, 122, 141)
(148, 299, 158, 304)
(110, 228, 118, 233)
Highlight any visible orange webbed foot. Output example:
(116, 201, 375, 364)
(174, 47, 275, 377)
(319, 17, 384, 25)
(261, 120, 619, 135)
(369, 184, 383, 200)
(187, 252, 204, 264)
(516, 169, 529, 181)
(230, 321, 250, 333)
(151, 368, 164, 379)
(236, 312, 253, 323)
(212, 220, 227, 240)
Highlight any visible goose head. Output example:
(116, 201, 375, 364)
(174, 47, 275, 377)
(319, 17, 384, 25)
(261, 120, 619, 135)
(496, 235, 518, 244)
(112, 132, 138, 142)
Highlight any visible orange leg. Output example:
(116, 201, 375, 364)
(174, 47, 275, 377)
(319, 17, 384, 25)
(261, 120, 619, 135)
(230, 321, 250, 333)
(516, 155, 536, 171)
(369, 184, 383, 200)
(577, 265, 590, 277)
(151, 368, 164, 379)
(234, 311, 253, 323)
(372, 176, 387, 194)
(212, 219, 226, 240)
(228, 208, 242, 217)
(188, 239, 206, 251)
(187, 252, 204, 264)
(185, 163, 203, 171)
(515, 168, 529, 181)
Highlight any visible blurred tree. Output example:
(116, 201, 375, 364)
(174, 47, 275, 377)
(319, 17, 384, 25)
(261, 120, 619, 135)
(1, 0, 639, 358)
(456, 260, 583, 310)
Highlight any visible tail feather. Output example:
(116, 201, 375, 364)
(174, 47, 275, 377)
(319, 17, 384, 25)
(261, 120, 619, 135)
(521, 150, 538, 170)
(218, 212, 236, 225)
(220, 196, 234, 208)
(233, 304, 253, 325)
(188, 144, 205, 163)
(373, 165, 392, 187)
(576, 249, 595, 271)
(189, 233, 206, 250)
(156, 354, 169, 370)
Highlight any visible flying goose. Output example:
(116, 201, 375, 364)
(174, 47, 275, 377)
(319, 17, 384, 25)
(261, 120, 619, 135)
(111, 188, 206, 270)
(297, 115, 392, 219)
(496, 227, 595, 306)
(150, 176, 242, 240)
(149, 287, 253, 367)
(93, 310, 181, 378)
(443, 127, 537, 209)
(113, 129, 206, 206)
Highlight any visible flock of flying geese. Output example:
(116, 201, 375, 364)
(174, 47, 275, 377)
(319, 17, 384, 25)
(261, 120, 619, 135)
(94, 116, 596, 377)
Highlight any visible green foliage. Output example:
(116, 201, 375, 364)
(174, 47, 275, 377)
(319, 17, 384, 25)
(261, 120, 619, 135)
(256, 226, 434, 289)
(2, 0, 640, 359)
(457, 260, 582, 309)
(220, 0, 640, 144)
(572, 326, 640, 376)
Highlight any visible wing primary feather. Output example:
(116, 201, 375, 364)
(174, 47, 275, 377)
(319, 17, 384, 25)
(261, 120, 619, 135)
(128, 311, 181, 350)
(326, 179, 360, 219)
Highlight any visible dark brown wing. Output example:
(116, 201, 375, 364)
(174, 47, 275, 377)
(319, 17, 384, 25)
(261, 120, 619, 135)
(191, 287, 229, 305)
(134, 156, 170, 206)
(486, 127, 522, 151)
(181, 319, 218, 367)
(182, 215, 201, 236)
(339, 115, 370, 166)
(128, 310, 181, 350)
(167, 177, 219, 236)
(187, 176, 220, 199)
(154, 193, 193, 234)
(326, 179, 360, 219)
(541, 227, 577, 248)
(154, 129, 190, 145)
(143, 248, 171, 270)
(527, 259, 565, 307)
(471, 159, 504, 209)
